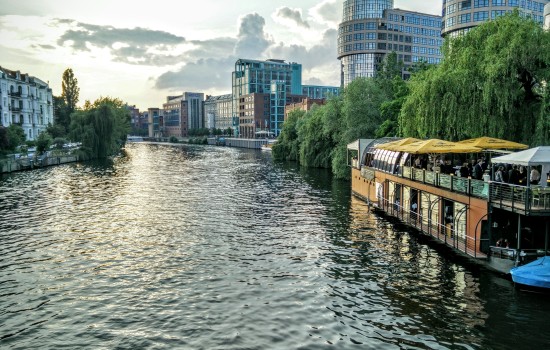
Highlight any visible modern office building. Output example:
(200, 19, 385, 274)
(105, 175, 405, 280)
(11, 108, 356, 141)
(232, 59, 302, 137)
(156, 92, 205, 139)
(0, 67, 54, 140)
(204, 94, 232, 131)
(442, 0, 549, 37)
(301, 85, 340, 99)
(284, 98, 328, 121)
(338, 1, 443, 85)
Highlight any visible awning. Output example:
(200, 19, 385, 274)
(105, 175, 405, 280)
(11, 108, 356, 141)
(491, 146, 550, 166)
(374, 137, 420, 151)
(458, 137, 528, 150)
(396, 139, 482, 154)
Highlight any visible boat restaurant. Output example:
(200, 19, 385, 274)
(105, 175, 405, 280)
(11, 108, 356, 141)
(348, 137, 550, 280)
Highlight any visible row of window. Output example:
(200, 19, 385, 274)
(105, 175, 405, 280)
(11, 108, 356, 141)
(340, 43, 441, 55)
(340, 23, 442, 38)
(387, 13, 440, 28)
(445, 9, 544, 27)
(444, 0, 546, 15)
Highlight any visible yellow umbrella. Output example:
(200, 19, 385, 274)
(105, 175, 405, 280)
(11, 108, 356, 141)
(396, 139, 482, 154)
(374, 137, 420, 151)
(458, 137, 528, 150)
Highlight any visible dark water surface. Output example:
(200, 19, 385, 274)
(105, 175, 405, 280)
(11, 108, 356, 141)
(1, 143, 549, 350)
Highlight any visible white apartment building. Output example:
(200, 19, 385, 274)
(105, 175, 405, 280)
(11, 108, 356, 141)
(0, 67, 54, 140)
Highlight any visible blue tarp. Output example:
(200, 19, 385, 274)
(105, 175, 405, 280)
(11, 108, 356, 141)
(510, 256, 550, 289)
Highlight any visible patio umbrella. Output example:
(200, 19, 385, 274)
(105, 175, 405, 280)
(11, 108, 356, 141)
(374, 137, 420, 151)
(396, 139, 482, 154)
(458, 137, 528, 150)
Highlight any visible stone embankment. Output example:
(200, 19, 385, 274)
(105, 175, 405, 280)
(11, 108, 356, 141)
(0, 154, 78, 174)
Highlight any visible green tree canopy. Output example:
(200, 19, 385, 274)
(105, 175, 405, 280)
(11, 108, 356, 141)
(62, 68, 80, 115)
(399, 12, 550, 144)
(69, 97, 130, 159)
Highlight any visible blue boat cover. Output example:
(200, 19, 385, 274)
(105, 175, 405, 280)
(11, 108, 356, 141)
(510, 256, 550, 289)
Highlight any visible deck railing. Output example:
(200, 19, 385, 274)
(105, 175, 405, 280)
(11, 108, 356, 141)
(489, 182, 550, 213)
(397, 166, 488, 199)
(378, 196, 484, 259)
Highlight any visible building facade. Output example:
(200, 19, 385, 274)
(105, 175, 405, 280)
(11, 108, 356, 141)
(232, 59, 302, 137)
(442, 0, 549, 37)
(0, 67, 54, 140)
(284, 98, 327, 121)
(338, 1, 442, 85)
(204, 94, 232, 131)
(301, 85, 340, 99)
(148, 107, 161, 138)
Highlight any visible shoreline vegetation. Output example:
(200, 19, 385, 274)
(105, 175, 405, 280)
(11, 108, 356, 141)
(273, 12, 550, 180)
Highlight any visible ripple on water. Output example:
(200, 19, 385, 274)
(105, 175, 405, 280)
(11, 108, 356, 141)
(1, 144, 550, 350)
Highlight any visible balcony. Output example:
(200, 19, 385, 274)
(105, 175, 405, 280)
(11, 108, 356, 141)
(8, 90, 21, 97)
(489, 182, 550, 216)
(400, 166, 488, 198)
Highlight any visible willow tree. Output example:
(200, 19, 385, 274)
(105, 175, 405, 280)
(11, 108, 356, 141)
(69, 97, 130, 159)
(272, 109, 305, 162)
(399, 12, 550, 144)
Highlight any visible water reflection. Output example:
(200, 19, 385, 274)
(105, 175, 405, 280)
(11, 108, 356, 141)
(0, 143, 549, 349)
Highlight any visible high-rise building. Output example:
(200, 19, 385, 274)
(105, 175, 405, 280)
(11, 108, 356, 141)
(232, 59, 302, 137)
(204, 94, 232, 131)
(545, 2, 550, 28)
(442, 0, 549, 37)
(301, 85, 340, 99)
(338, 1, 442, 85)
(0, 67, 54, 140)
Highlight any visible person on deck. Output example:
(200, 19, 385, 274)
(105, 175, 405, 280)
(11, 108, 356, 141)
(495, 166, 506, 183)
(459, 163, 469, 178)
(508, 165, 519, 185)
(530, 167, 541, 185)
(473, 159, 484, 180)
(518, 166, 527, 185)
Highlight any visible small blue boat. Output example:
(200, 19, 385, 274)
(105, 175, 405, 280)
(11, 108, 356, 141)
(510, 256, 550, 289)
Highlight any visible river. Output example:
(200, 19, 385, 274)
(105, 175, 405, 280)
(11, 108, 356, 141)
(1, 143, 549, 350)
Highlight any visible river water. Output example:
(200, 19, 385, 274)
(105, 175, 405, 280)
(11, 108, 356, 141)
(1, 143, 549, 350)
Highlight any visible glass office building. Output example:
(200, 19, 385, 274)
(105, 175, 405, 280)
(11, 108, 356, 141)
(442, 0, 549, 37)
(232, 59, 302, 137)
(338, 1, 442, 86)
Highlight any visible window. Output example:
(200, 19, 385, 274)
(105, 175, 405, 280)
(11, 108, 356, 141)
(474, 0, 489, 7)
(473, 11, 489, 21)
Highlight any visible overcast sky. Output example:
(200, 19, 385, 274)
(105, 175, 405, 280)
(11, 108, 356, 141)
(0, 0, 442, 110)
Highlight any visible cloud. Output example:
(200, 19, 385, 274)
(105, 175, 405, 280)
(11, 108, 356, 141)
(154, 57, 235, 92)
(273, 7, 310, 28)
(153, 12, 341, 92)
(154, 13, 275, 91)
(309, 0, 341, 26)
(54, 19, 186, 66)
(233, 13, 273, 57)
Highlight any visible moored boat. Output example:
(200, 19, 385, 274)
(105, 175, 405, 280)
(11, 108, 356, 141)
(347, 138, 550, 277)
(510, 256, 550, 289)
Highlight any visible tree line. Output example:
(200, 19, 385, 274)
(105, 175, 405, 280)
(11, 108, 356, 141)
(273, 12, 550, 180)
(0, 68, 130, 160)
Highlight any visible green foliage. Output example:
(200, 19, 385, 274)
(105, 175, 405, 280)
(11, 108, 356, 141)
(0, 127, 9, 150)
(53, 137, 68, 149)
(5, 124, 26, 151)
(272, 109, 304, 161)
(188, 128, 210, 137)
(69, 97, 130, 159)
(399, 12, 550, 144)
(47, 122, 67, 139)
(35, 132, 53, 154)
(62, 68, 80, 115)
(169, 136, 179, 143)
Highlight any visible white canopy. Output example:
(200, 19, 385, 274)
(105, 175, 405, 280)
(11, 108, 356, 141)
(491, 146, 550, 166)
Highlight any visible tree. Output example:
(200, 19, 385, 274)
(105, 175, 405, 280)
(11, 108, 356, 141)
(35, 132, 53, 154)
(399, 12, 550, 144)
(62, 68, 80, 115)
(272, 109, 304, 162)
(6, 124, 26, 150)
(69, 97, 130, 159)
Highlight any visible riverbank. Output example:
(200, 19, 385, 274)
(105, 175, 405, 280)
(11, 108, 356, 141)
(0, 154, 79, 174)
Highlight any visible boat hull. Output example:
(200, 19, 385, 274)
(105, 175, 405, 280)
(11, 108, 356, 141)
(510, 257, 550, 289)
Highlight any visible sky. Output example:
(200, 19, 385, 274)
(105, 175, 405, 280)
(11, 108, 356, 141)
(0, 0, 442, 111)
